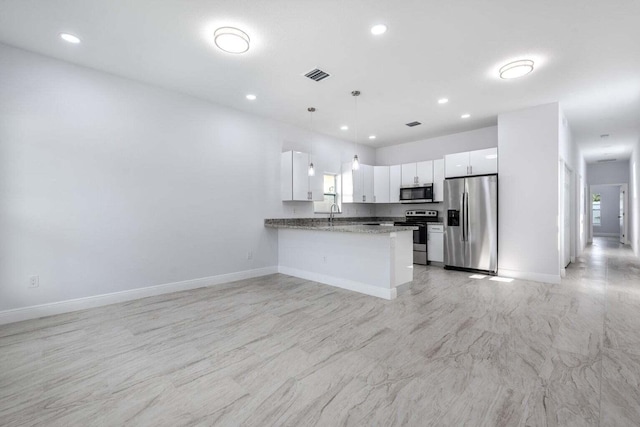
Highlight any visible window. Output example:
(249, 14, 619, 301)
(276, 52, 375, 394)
(314, 173, 341, 213)
(592, 193, 601, 226)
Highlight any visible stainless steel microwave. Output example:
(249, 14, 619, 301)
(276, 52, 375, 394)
(400, 184, 433, 203)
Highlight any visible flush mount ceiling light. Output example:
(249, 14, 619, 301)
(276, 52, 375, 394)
(371, 24, 387, 35)
(499, 59, 534, 79)
(438, 98, 449, 104)
(461, 114, 471, 119)
(214, 27, 250, 54)
(245, 94, 256, 100)
(60, 33, 81, 44)
(340, 125, 349, 131)
(368, 135, 376, 140)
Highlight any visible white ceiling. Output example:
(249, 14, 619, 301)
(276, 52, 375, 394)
(1, 0, 638, 161)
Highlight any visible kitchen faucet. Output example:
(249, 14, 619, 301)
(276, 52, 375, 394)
(329, 203, 340, 224)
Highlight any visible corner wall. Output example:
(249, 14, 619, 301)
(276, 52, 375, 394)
(630, 141, 640, 256)
(498, 103, 561, 283)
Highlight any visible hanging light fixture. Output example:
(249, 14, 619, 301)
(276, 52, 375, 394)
(307, 107, 316, 176)
(351, 90, 361, 170)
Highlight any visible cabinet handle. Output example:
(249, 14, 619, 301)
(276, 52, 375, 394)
(470, 166, 473, 175)
(374, 195, 376, 203)
(363, 195, 366, 202)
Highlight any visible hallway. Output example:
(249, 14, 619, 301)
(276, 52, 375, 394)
(561, 237, 640, 425)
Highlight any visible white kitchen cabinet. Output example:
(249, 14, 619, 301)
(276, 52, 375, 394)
(281, 151, 323, 201)
(416, 161, 433, 185)
(374, 166, 390, 203)
(433, 158, 444, 202)
(401, 163, 417, 186)
(427, 224, 444, 263)
(341, 162, 374, 203)
(444, 152, 471, 178)
(401, 161, 433, 186)
(445, 148, 498, 178)
(389, 165, 401, 203)
(469, 147, 498, 176)
(363, 164, 374, 203)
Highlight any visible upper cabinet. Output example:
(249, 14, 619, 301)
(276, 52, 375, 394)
(433, 159, 444, 202)
(342, 163, 374, 203)
(389, 165, 401, 203)
(373, 166, 390, 203)
(281, 151, 323, 201)
(444, 148, 498, 178)
(401, 161, 433, 186)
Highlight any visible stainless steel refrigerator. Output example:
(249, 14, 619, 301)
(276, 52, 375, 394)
(444, 175, 498, 274)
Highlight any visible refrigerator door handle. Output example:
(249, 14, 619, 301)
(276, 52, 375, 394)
(460, 193, 467, 242)
(464, 192, 470, 243)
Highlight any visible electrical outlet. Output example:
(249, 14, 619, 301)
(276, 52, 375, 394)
(247, 251, 253, 260)
(29, 275, 39, 288)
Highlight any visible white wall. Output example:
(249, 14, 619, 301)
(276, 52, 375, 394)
(375, 126, 497, 166)
(374, 126, 497, 218)
(587, 160, 630, 185)
(0, 43, 375, 312)
(591, 185, 621, 236)
(498, 103, 561, 283)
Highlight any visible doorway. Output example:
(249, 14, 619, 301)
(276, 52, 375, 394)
(590, 183, 628, 244)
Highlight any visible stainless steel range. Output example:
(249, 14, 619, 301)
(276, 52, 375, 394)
(394, 210, 439, 265)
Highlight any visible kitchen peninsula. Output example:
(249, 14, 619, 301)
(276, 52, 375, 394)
(265, 218, 417, 300)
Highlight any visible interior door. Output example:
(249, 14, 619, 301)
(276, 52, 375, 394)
(564, 166, 571, 268)
(620, 186, 626, 243)
(443, 178, 465, 268)
(465, 175, 498, 272)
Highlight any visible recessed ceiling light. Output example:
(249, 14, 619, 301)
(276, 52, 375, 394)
(246, 94, 256, 100)
(370, 24, 387, 35)
(461, 114, 471, 119)
(214, 27, 250, 54)
(438, 98, 449, 104)
(368, 135, 376, 140)
(60, 33, 81, 44)
(499, 59, 534, 79)
(340, 125, 349, 131)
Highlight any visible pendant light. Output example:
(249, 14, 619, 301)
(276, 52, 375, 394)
(351, 90, 360, 170)
(307, 107, 316, 176)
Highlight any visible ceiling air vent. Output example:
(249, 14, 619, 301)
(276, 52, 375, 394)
(304, 68, 331, 82)
(406, 121, 422, 127)
(597, 158, 617, 163)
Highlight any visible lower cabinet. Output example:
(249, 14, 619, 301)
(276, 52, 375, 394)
(427, 224, 444, 263)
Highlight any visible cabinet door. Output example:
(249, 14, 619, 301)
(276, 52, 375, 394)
(292, 151, 310, 200)
(389, 165, 401, 203)
(341, 162, 355, 203)
(416, 160, 433, 185)
(362, 165, 374, 203)
(433, 159, 445, 202)
(427, 229, 444, 262)
(469, 148, 498, 176)
(401, 163, 417, 186)
(352, 167, 364, 203)
(309, 166, 324, 201)
(374, 166, 390, 203)
(444, 152, 470, 178)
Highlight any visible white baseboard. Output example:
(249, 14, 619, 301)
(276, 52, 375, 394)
(498, 268, 561, 285)
(0, 266, 278, 326)
(278, 266, 396, 300)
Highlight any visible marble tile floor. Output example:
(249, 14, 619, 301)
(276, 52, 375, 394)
(1, 237, 639, 426)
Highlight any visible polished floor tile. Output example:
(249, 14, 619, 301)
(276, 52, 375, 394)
(1, 237, 639, 426)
